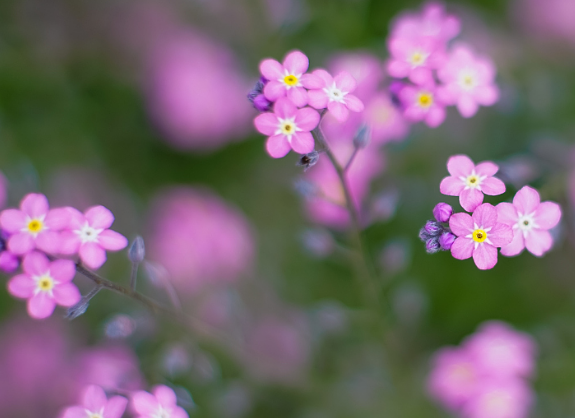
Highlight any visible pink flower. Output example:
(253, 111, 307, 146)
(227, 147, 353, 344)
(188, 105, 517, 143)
(59, 206, 128, 270)
(464, 321, 537, 379)
(254, 97, 320, 158)
(391, 2, 461, 44)
(449, 203, 513, 270)
(362, 93, 410, 144)
(440, 155, 506, 212)
(62, 385, 128, 418)
(0, 193, 69, 255)
(259, 50, 320, 107)
(387, 36, 446, 85)
(496, 186, 561, 257)
(399, 83, 447, 128)
(132, 385, 188, 418)
(328, 53, 384, 101)
(437, 45, 499, 118)
(307, 70, 364, 122)
(7, 252, 81, 319)
(461, 380, 533, 418)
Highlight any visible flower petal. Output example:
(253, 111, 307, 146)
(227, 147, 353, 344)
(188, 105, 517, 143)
(98, 230, 129, 251)
(35, 230, 61, 254)
(263, 81, 286, 102)
(287, 86, 308, 108)
(53, 283, 81, 307)
(266, 135, 291, 158)
(327, 101, 349, 122)
(525, 229, 553, 256)
(0, 209, 27, 233)
(473, 243, 498, 270)
(344, 94, 364, 112)
(45, 208, 71, 230)
(79, 243, 107, 270)
(534, 202, 561, 230)
(27, 292, 56, 319)
(23, 251, 50, 276)
(334, 71, 356, 93)
(487, 223, 513, 247)
(254, 113, 279, 136)
(409, 67, 433, 86)
(85, 206, 115, 229)
(387, 59, 410, 78)
(62, 407, 87, 418)
(513, 186, 540, 215)
(425, 106, 446, 128)
(449, 212, 474, 237)
(50, 259, 76, 282)
(440, 176, 465, 196)
(0, 252, 19, 273)
(307, 90, 328, 109)
(475, 161, 499, 177)
(481, 177, 505, 196)
(273, 97, 297, 120)
(300, 73, 323, 89)
(472, 203, 497, 228)
(21, 193, 49, 218)
(283, 50, 309, 75)
(457, 95, 479, 118)
(447, 155, 475, 177)
(450, 237, 474, 260)
(59, 230, 81, 254)
(171, 407, 190, 418)
(500, 230, 525, 257)
(259, 59, 284, 80)
(8, 233, 35, 255)
(83, 385, 107, 412)
(7, 274, 35, 299)
(460, 188, 484, 212)
(312, 69, 333, 86)
(496, 202, 518, 226)
(290, 132, 314, 154)
(294, 107, 320, 132)
(153, 385, 177, 407)
(132, 391, 159, 414)
(104, 396, 129, 418)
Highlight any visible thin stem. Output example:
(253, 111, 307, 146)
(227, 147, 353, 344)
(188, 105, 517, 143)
(130, 261, 139, 291)
(344, 147, 359, 172)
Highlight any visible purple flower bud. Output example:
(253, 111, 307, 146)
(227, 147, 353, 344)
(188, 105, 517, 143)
(439, 231, 456, 251)
(419, 228, 430, 242)
(433, 203, 453, 223)
(425, 238, 441, 254)
(296, 151, 320, 171)
(389, 81, 406, 109)
(424, 220, 443, 236)
(252, 94, 272, 112)
(353, 124, 370, 149)
(129, 236, 146, 264)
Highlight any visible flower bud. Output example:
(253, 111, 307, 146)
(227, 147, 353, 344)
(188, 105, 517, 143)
(129, 236, 146, 263)
(353, 124, 370, 149)
(433, 203, 453, 223)
(247, 78, 272, 112)
(296, 151, 320, 171)
(425, 238, 441, 254)
(65, 299, 90, 320)
(439, 231, 456, 251)
(424, 220, 443, 236)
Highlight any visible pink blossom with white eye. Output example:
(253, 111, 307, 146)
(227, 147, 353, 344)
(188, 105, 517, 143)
(132, 385, 189, 418)
(61, 385, 128, 418)
(461, 379, 533, 418)
(254, 97, 320, 158)
(387, 36, 446, 85)
(391, 2, 461, 44)
(0, 193, 69, 255)
(399, 83, 447, 128)
(307, 70, 364, 122)
(259, 50, 322, 108)
(59, 206, 129, 270)
(496, 186, 561, 257)
(7, 252, 80, 319)
(437, 44, 499, 118)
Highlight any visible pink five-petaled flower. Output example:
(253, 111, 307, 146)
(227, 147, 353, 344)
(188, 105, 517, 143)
(307, 70, 364, 122)
(60, 206, 129, 270)
(399, 83, 447, 128)
(449, 203, 513, 270)
(437, 45, 499, 118)
(7, 252, 81, 319)
(387, 36, 446, 86)
(254, 97, 320, 158)
(62, 385, 128, 418)
(496, 186, 561, 257)
(440, 155, 506, 212)
(132, 385, 189, 418)
(259, 50, 320, 108)
(0, 193, 69, 255)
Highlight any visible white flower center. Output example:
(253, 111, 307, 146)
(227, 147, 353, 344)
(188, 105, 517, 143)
(86, 411, 104, 418)
(515, 212, 538, 237)
(275, 117, 299, 140)
(323, 83, 347, 103)
(409, 49, 429, 67)
(23, 215, 47, 237)
(460, 171, 486, 190)
(34, 273, 56, 295)
(280, 70, 302, 89)
(458, 70, 477, 90)
(75, 223, 103, 244)
(465, 223, 493, 249)
(152, 406, 172, 418)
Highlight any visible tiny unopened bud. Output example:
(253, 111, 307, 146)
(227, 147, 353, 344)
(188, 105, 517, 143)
(433, 203, 453, 223)
(247, 77, 272, 112)
(252, 94, 272, 112)
(425, 238, 441, 254)
(129, 236, 146, 263)
(66, 299, 90, 320)
(293, 179, 318, 198)
(353, 124, 370, 149)
(419, 228, 431, 242)
(439, 231, 456, 251)
(296, 151, 320, 171)
(424, 220, 443, 236)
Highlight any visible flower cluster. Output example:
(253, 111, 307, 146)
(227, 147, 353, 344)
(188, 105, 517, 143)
(1, 193, 128, 319)
(251, 50, 364, 158)
(419, 202, 456, 253)
(387, 3, 499, 127)
(428, 321, 536, 418)
(420, 154, 561, 270)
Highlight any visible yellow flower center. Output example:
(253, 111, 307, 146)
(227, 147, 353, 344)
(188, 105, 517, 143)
(283, 75, 299, 86)
(87, 413, 104, 418)
(417, 92, 433, 108)
(28, 219, 43, 233)
(451, 364, 475, 383)
(466, 175, 480, 187)
(410, 51, 426, 66)
(38, 275, 54, 292)
(472, 229, 487, 243)
(280, 120, 296, 136)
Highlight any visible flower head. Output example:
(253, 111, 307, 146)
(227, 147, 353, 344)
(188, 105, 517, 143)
(132, 385, 189, 418)
(433, 202, 453, 223)
(0, 193, 69, 255)
(387, 36, 446, 85)
(7, 252, 81, 319)
(440, 155, 506, 212)
(399, 83, 447, 128)
(391, 2, 461, 44)
(307, 70, 364, 122)
(449, 203, 513, 270)
(254, 97, 320, 158)
(62, 385, 128, 418)
(59, 206, 128, 270)
(259, 50, 321, 107)
(438, 45, 499, 118)
(461, 380, 533, 418)
(496, 186, 561, 257)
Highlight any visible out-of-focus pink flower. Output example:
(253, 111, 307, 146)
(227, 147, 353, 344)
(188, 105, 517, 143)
(61, 385, 128, 418)
(254, 97, 319, 158)
(387, 36, 446, 85)
(399, 83, 447, 128)
(462, 380, 533, 418)
(328, 53, 384, 101)
(307, 70, 364, 122)
(362, 93, 409, 144)
(0, 193, 69, 255)
(304, 141, 384, 229)
(440, 155, 506, 212)
(464, 321, 537, 379)
(515, 0, 575, 48)
(438, 45, 499, 118)
(259, 50, 321, 107)
(496, 186, 561, 257)
(449, 203, 513, 270)
(8, 252, 80, 319)
(59, 206, 128, 270)
(146, 187, 254, 295)
(132, 385, 189, 418)
(146, 31, 252, 151)
(390, 2, 461, 44)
